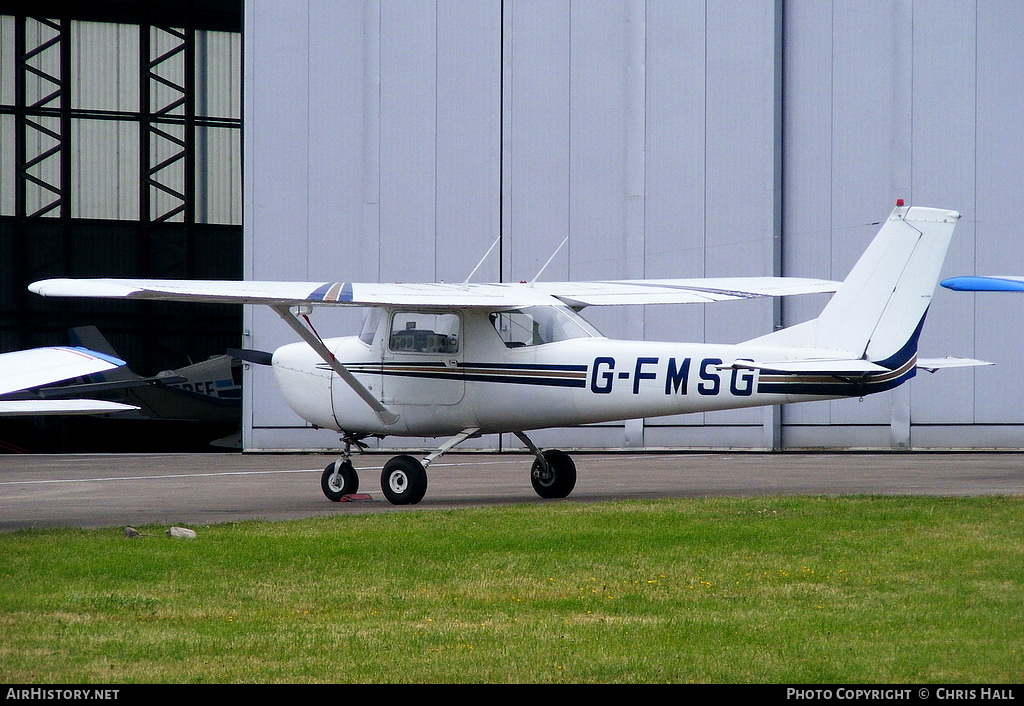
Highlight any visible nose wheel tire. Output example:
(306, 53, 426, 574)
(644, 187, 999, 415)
(531, 449, 576, 499)
(381, 454, 428, 505)
(321, 460, 359, 501)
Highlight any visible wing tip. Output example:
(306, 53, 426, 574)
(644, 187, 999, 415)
(941, 276, 1024, 292)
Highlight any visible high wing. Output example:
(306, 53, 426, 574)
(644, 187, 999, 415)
(0, 346, 126, 397)
(0, 399, 136, 416)
(0, 346, 139, 416)
(942, 275, 1024, 292)
(531, 276, 840, 307)
(28, 274, 839, 427)
(29, 275, 840, 309)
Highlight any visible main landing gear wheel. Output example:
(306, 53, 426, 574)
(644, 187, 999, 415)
(381, 454, 428, 505)
(531, 449, 577, 499)
(321, 460, 359, 501)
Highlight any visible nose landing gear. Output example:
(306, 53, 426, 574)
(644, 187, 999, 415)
(321, 459, 359, 501)
(321, 433, 367, 501)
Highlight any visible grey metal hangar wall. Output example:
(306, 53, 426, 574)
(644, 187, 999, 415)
(241, 0, 1024, 453)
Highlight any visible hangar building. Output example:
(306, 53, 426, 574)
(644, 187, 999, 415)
(4, 1, 1023, 454)
(0, 1, 241, 450)
(242, 0, 1024, 454)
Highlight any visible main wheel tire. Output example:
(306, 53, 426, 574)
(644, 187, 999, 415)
(381, 454, 428, 505)
(321, 460, 359, 501)
(531, 449, 577, 499)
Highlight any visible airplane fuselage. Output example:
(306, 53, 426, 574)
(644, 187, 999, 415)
(272, 306, 912, 438)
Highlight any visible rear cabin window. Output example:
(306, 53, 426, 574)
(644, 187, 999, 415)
(489, 306, 598, 348)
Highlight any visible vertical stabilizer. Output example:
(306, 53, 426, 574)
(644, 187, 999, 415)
(69, 326, 139, 381)
(747, 204, 960, 366)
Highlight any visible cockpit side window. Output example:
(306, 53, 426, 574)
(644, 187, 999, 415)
(489, 306, 600, 348)
(388, 311, 460, 354)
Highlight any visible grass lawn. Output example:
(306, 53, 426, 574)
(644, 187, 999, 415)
(0, 495, 1021, 683)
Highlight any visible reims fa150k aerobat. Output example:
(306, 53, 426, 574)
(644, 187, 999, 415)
(30, 203, 985, 504)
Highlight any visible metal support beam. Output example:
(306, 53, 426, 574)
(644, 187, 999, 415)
(1, 11, 242, 371)
(15, 16, 67, 220)
(141, 24, 195, 225)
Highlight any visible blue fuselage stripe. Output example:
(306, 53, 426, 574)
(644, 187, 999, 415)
(325, 357, 916, 396)
(325, 361, 589, 388)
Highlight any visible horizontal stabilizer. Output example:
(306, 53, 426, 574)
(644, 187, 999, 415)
(229, 348, 274, 366)
(722, 355, 992, 377)
(916, 356, 994, 372)
(36, 375, 186, 398)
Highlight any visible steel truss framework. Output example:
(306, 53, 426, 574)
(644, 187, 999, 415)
(0, 8, 242, 380)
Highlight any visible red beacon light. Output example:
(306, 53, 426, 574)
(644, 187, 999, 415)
(896, 198, 905, 207)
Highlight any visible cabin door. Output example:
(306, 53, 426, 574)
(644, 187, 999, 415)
(381, 310, 465, 405)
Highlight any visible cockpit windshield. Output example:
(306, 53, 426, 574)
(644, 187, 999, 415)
(358, 307, 384, 346)
(489, 306, 601, 348)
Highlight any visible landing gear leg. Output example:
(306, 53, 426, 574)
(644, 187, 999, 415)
(514, 431, 577, 499)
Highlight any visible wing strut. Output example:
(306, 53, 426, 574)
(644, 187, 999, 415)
(271, 305, 400, 426)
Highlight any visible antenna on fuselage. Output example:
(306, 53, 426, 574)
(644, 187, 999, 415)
(529, 237, 569, 286)
(462, 237, 501, 288)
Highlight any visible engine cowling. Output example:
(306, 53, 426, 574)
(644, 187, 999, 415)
(271, 340, 337, 430)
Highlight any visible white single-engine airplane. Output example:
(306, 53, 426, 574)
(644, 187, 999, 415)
(30, 203, 985, 504)
(0, 345, 137, 416)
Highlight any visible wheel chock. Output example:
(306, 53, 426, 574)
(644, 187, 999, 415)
(339, 493, 373, 502)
